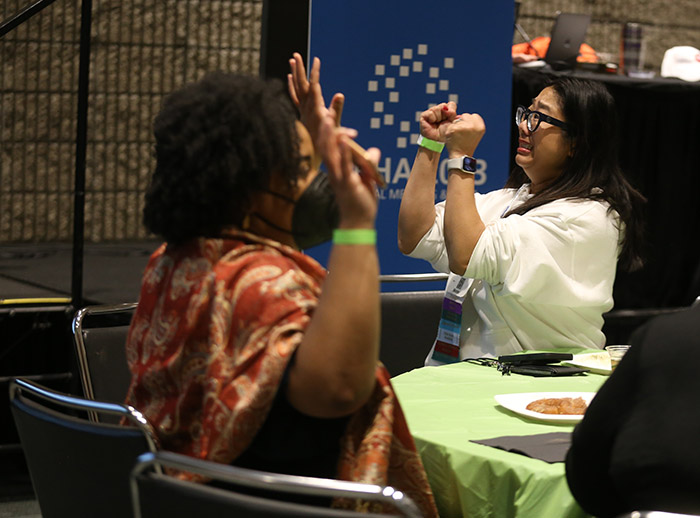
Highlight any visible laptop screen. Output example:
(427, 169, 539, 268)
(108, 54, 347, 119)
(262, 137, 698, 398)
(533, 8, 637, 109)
(545, 13, 591, 68)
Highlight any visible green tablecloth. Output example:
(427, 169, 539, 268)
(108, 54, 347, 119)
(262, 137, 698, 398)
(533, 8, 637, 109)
(391, 358, 608, 518)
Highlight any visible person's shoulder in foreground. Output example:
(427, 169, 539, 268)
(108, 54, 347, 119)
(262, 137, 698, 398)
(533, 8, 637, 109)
(566, 303, 700, 518)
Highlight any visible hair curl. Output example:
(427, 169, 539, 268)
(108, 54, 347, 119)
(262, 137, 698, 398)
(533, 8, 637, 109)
(143, 72, 302, 244)
(505, 76, 646, 271)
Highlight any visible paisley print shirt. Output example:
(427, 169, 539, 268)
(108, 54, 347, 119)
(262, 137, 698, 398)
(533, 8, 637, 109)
(124, 230, 438, 516)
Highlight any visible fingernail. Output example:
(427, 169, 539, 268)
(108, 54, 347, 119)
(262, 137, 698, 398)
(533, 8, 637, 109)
(442, 106, 449, 111)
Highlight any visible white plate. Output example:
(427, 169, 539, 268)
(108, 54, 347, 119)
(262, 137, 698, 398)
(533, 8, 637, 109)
(494, 392, 596, 424)
(563, 351, 612, 375)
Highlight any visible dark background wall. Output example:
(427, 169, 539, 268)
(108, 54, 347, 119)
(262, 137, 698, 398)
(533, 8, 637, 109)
(2, 0, 699, 311)
(1, 0, 263, 242)
(2, 0, 699, 244)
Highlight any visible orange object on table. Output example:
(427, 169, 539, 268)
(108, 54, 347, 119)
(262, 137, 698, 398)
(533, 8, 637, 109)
(513, 36, 598, 63)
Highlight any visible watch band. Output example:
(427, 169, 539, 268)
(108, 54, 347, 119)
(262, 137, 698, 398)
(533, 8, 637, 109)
(447, 155, 477, 174)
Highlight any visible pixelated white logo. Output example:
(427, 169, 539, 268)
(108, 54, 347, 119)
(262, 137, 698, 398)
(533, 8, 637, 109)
(366, 44, 487, 196)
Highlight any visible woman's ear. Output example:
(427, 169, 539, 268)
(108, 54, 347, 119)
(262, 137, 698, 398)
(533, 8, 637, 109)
(240, 212, 251, 231)
(236, 198, 252, 231)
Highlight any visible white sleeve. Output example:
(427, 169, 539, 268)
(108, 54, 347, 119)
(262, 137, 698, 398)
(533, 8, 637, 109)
(465, 199, 620, 307)
(405, 201, 450, 274)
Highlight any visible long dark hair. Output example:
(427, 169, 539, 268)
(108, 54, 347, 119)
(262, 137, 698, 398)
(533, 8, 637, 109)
(504, 76, 645, 271)
(143, 72, 303, 244)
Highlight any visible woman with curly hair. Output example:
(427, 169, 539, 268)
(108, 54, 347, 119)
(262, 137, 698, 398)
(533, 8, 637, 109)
(123, 56, 437, 516)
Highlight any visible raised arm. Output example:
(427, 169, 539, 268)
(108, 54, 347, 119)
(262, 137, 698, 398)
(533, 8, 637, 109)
(286, 57, 381, 419)
(397, 102, 457, 254)
(443, 113, 487, 275)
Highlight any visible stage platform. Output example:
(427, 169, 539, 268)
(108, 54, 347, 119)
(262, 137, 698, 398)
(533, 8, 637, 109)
(1, 241, 160, 306)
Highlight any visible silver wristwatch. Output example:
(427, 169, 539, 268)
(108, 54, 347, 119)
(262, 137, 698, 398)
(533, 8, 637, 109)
(446, 155, 477, 174)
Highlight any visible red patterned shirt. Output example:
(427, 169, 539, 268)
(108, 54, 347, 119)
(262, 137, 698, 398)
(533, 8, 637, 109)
(124, 230, 437, 516)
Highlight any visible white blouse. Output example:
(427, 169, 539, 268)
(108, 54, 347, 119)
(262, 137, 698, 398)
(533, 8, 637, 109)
(408, 185, 621, 360)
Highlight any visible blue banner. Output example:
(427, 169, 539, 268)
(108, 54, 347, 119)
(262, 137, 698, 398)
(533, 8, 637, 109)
(307, 1, 514, 284)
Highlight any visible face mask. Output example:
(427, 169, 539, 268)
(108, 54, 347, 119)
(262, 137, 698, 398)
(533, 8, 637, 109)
(253, 172, 339, 250)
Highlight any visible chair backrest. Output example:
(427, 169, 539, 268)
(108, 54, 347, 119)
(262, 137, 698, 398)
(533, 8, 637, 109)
(616, 512, 700, 518)
(379, 290, 444, 377)
(72, 303, 136, 419)
(9, 378, 158, 518)
(602, 306, 687, 345)
(131, 451, 423, 518)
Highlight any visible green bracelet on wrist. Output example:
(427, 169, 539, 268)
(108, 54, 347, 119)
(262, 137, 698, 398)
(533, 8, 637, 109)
(332, 228, 376, 245)
(416, 135, 445, 153)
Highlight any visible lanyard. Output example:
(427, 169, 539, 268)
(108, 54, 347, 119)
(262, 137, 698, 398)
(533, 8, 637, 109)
(429, 184, 528, 365)
(500, 184, 529, 218)
(429, 273, 470, 365)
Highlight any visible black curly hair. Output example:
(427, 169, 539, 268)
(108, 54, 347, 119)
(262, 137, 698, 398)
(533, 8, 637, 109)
(143, 72, 303, 244)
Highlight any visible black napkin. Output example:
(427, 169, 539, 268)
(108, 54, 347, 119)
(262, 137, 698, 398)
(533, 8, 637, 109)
(471, 432, 572, 463)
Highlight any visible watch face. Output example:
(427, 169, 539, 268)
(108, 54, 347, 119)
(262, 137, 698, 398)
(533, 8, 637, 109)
(447, 156, 477, 173)
(462, 156, 477, 172)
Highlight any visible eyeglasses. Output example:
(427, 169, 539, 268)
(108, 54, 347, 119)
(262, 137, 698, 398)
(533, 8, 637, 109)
(515, 105, 571, 133)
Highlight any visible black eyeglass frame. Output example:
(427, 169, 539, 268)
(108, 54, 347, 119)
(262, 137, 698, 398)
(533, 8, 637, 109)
(515, 105, 571, 133)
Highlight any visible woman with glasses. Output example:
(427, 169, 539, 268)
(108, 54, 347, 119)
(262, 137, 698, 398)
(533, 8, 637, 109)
(398, 77, 645, 361)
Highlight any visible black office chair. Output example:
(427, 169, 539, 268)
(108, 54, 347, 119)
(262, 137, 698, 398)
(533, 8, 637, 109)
(72, 302, 137, 420)
(9, 378, 158, 518)
(379, 273, 447, 377)
(130, 450, 423, 518)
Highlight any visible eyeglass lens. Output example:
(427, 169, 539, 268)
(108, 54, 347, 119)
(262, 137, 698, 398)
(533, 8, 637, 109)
(515, 107, 540, 132)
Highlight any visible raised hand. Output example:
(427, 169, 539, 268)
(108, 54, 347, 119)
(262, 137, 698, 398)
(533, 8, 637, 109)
(288, 53, 344, 139)
(419, 101, 458, 142)
(444, 113, 486, 158)
(316, 113, 379, 229)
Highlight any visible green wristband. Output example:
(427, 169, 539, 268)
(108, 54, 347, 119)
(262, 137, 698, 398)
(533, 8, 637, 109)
(416, 135, 445, 153)
(333, 229, 377, 245)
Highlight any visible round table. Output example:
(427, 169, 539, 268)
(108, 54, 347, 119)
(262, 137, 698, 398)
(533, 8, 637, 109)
(392, 356, 608, 518)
